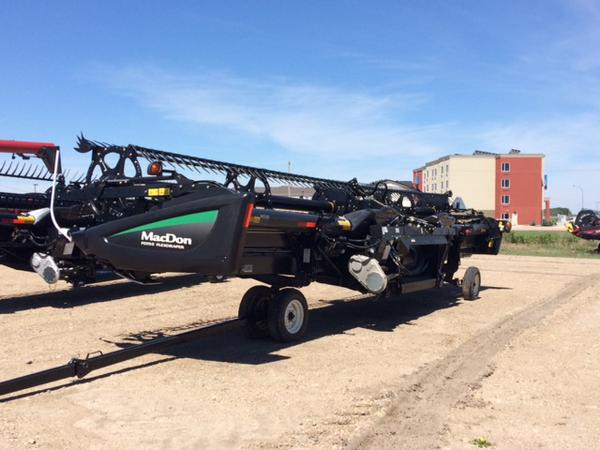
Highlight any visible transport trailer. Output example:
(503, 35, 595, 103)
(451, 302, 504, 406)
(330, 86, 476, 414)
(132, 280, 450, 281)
(0, 136, 509, 396)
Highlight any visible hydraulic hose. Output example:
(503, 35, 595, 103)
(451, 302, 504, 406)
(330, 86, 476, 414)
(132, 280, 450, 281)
(49, 149, 71, 242)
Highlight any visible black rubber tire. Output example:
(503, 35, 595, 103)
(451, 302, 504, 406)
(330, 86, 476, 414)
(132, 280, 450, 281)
(238, 286, 272, 338)
(462, 266, 481, 300)
(267, 289, 309, 342)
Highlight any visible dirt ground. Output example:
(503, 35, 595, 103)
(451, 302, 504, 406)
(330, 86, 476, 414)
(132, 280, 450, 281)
(1, 254, 599, 449)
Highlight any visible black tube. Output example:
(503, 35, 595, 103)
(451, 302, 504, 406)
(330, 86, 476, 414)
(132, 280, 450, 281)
(256, 195, 333, 213)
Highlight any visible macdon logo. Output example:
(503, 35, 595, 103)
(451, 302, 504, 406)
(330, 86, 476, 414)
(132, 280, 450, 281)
(140, 231, 192, 249)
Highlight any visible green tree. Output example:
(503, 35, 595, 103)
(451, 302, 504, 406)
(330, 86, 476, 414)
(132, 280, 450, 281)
(551, 207, 572, 216)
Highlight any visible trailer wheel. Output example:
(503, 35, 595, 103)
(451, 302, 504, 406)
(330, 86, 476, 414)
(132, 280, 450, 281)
(267, 289, 309, 342)
(239, 286, 271, 338)
(462, 266, 481, 300)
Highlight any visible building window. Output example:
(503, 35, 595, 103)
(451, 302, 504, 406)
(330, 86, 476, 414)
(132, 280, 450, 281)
(441, 166, 444, 174)
(501, 162, 510, 172)
(501, 212, 510, 220)
(446, 180, 449, 189)
(502, 195, 510, 205)
(501, 178, 510, 189)
(446, 164, 449, 174)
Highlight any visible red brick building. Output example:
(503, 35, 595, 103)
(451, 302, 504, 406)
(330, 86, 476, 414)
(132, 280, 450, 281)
(495, 154, 545, 225)
(413, 168, 423, 191)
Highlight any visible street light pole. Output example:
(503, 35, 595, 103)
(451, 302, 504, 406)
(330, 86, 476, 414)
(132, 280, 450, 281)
(573, 184, 584, 210)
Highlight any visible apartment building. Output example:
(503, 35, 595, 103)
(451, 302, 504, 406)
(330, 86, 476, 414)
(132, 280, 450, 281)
(413, 150, 545, 225)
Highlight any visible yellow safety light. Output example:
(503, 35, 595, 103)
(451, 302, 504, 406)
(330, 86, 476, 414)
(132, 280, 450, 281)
(14, 215, 36, 224)
(147, 187, 171, 197)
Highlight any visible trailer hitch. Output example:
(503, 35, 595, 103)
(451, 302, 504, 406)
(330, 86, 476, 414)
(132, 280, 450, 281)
(0, 317, 241, 398)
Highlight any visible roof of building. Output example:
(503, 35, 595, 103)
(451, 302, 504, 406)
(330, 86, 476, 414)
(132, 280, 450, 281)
(415, 149, 545, 170)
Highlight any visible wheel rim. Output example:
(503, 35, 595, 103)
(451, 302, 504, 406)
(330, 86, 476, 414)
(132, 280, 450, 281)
(284, 299, 305, 334)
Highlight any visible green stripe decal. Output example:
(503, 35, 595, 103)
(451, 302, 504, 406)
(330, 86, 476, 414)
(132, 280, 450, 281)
(112, 210, 219, 237)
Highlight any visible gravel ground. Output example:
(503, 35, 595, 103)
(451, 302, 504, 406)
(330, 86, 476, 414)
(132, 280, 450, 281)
(1, 254, 599, 449)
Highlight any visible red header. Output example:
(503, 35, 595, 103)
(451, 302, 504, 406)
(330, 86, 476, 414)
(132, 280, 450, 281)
(0, 140, 57, 154)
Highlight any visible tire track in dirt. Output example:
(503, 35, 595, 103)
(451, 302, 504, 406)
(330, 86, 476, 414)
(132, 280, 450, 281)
(349, 272, 600, 450)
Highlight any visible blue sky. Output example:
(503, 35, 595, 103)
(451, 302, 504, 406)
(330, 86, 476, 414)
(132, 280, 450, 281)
(1, 0, 599, 211)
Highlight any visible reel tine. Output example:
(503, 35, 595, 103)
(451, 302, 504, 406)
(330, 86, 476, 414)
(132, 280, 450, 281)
(204, 162, 217, 172)
(31, 166, 42, 179)
(29, 165, 39, 178)
(22, 164, 31, 178)
(15, 162, 26, 177)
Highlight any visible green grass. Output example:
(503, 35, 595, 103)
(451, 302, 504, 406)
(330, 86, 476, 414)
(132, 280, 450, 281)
(500, 230, 600, 258)
(472, 437, 493, 448)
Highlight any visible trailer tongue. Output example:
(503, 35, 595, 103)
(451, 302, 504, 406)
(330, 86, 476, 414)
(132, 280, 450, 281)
(0, 318, 240, 398)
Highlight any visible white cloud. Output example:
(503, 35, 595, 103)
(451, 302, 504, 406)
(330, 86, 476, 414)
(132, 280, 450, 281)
(97, 66, 454, 160)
